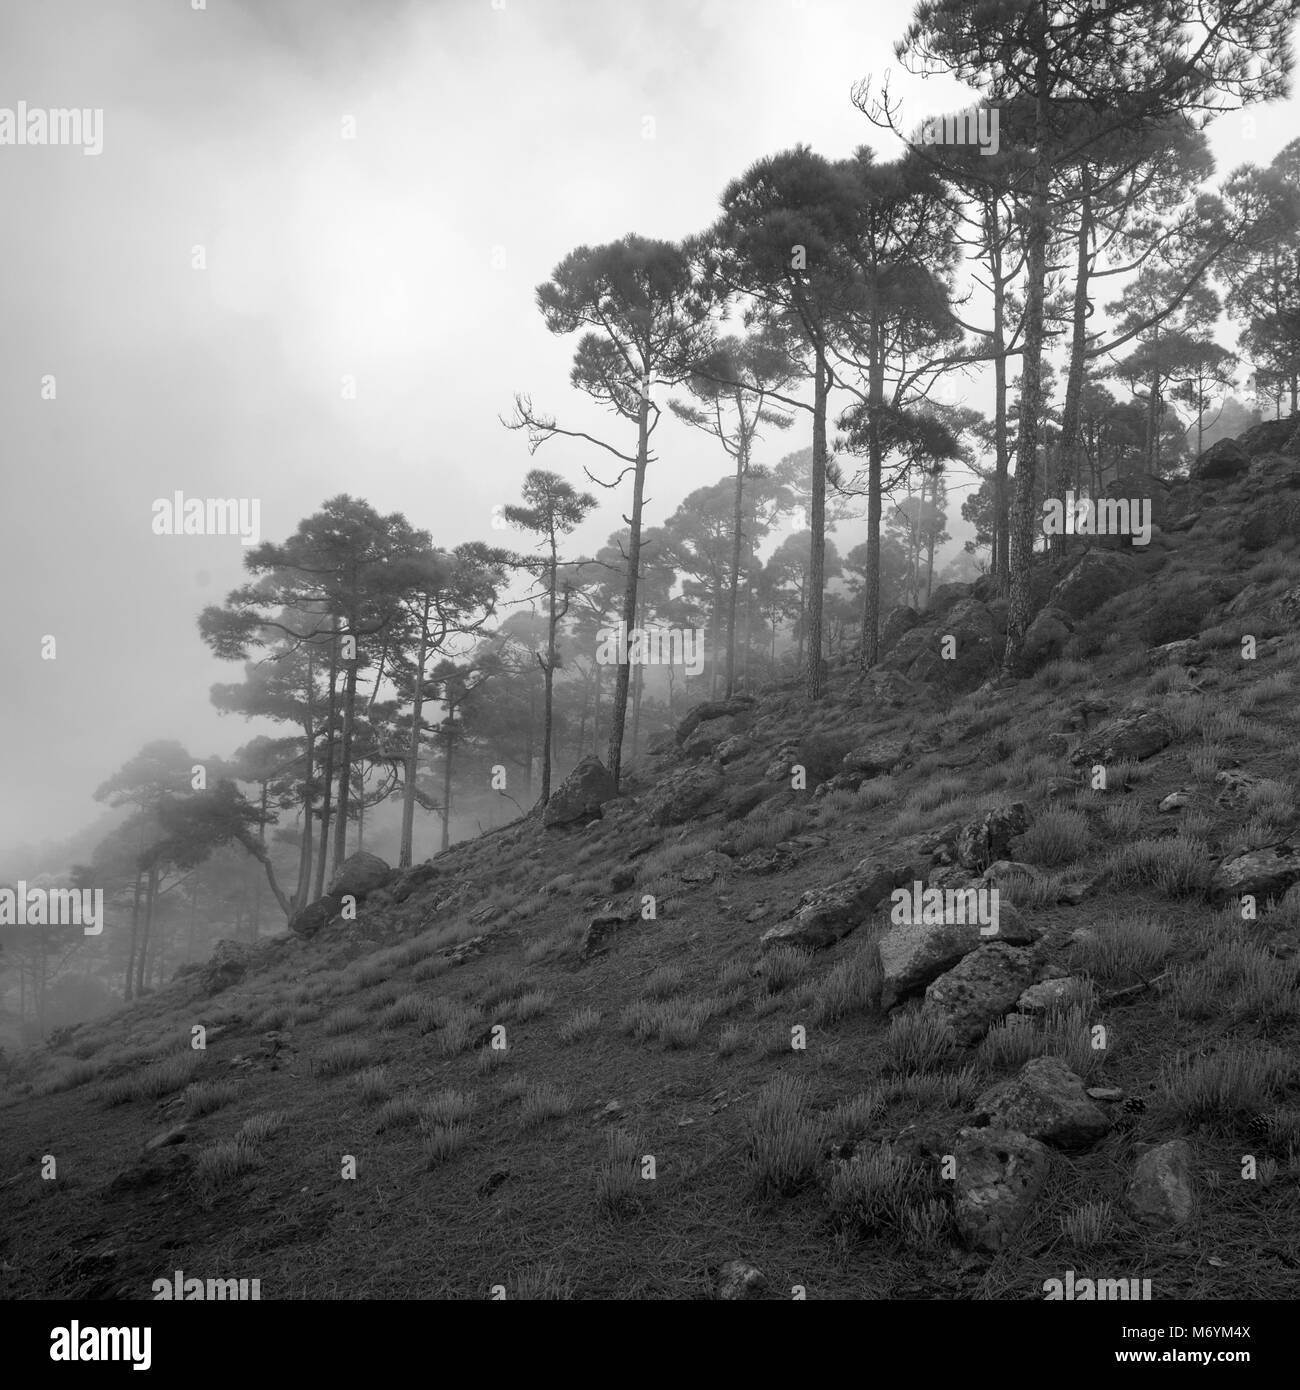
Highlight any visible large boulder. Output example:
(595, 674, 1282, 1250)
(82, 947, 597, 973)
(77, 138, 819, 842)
(543, 756, 618, 828)
(1191, 437, 1249, 481)
(1126, 1139, 1194, 1229)
(1238, 415, 1300, 458)
(925, 583, 971, 619)
(1021, 606, 1073, 668)
(328, 851, 393, 901)
(675, 695, 756, 746)
(972, 1057, 1110, 1151)
(1207, 844, 1300, 908)
(954, 802, 1031, 872)
(952, 1126, 1050, 1252)
(922, 943, 1039, 1044)
(1047, 551, 1139, 620)
(1069, 709, 1172, 767)
(289, 894, 342, 939)
(198, 939, 251, 996)
(643, 762, 724, 827)
(1100, 472, 1169, 539)
(879, 606, 921, 654)
(841, 736, 909, 778)
(1240, 497, 1300, 551)
(761, 859, 912, 951)
(682, 715, 746, 759)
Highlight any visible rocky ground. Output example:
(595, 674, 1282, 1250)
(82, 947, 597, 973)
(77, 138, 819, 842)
(3, 419, 1300, 1300)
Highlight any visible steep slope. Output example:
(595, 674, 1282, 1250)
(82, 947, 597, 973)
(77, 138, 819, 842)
(3, 427, 1300, 1300)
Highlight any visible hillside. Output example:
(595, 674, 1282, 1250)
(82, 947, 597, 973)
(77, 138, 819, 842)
(4, 424, 1300, 1302)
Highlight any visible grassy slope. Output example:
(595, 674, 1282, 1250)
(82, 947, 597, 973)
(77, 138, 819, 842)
(3, 478, 1300, 1301)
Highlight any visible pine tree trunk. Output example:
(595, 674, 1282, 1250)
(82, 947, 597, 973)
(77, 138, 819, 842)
(607, 369, 651, 786)
(806, 346, 829, 699)
(540, 541, 558, 805)
(1055, 174, 1093, 554)
(400, 608, 430, 867)
(440, 713, 455, 852)
(313, 627, 340, 901)
(1003, 63, 1052, 675)
(989, 199, 1011, 594)
(862, 316, 885, 663)
(332, 651, 359, 875)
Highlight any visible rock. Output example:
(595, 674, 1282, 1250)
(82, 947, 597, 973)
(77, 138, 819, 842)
(1126, 1139, 1194, 1229)
(1069, 709, 1172, 766)
(1086, 1087, 1124, 1102)
(679, 851, 733, 885)
(877, 915, 1028, 1012)
(951, 1126, 1050, 1252)
(880, 605, 921, 654)
(1238, 415, 1300, 458)
(290, 894, 342, 938)
(543, 756, 618, 828)
(841, 736, 909, 777)
(644, 731, 676, 756)
(1016, 977, 1089, 1013)
(717, 1260, 767, 1300)
(1098, 472, 1169, 543)
(390, 861, 439, 903)
(325, 852, 393, 906)
(981, 860, 1038, 884)
(925, 582, 971, 619)
(142, 1124, 189, 1153)
(199, 940, 251, 996)
(736, 847, 796, 875)
(1047, 551, 1139, 619)
(683, 715, 744, 759)
(922, 943, 1038, 1044)
(1148, 638, 1202, 667)
(879, 625, 935, 673)
(1158, 790, 1192, 813)
(761, 861, 911, 951)
(676, 695, 756, 746)
(1240, 499, 1300, 551)
(716, 735, 754, 764)
(544, 872, 577, 895)
(723, 782, 769, 821)
(1191, 438, 1249, 481)
(973, 1056, 1110, 1150)
(1022, 606, 1073, 667)
(578, 907, 637, 960)
(643, 762, 725, 826)
(1266, 585, 1300, 624)
(955, 802, 1031, 872)
(1213, 769, 1264, 807)
(1207, 844, 1300, 908)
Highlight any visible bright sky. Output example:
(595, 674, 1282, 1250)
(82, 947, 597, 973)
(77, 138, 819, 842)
(2, 0, 1297, 861)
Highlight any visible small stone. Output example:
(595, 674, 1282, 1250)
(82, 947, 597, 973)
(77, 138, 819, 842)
(1127, 1139, 1194, 1228)
(717, 1260, 767, 1300)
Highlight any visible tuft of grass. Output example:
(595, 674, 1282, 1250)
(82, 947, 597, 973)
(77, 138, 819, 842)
(520, 1082, 574, 1129)
(558, 1007, 601, 1045)
(236, 1112, 286, 1144)
(422, 1125, 467, 1167)
(315, 1038, 374, 1077)
(762, 945, 813, 995)
(181, 1080, 240, 1118)
(1101, 835, 1209, 897)
(1061, 1200, 1116, 1249)
(596, 1128, 643, 1218)
(512, 989, 554, 1022)
(1162, 1044, 1295, 1130)
(1072, 912, 1174, 986)
(1013, 808, 1092, 866)
(374, 1093, 425, 1132)
(322, 1006, 367, 1036)
(824, 1141, 929, 1236)
(194, 1138, 261, 1189)
(883, 1011, 959, 1072)
(744, 1072, 826, 1196)
(102, 1050, 206, 1106)
(717, 1023, 744, 1057)
(354, 1066, 393, 1104)
(422, 1088, 477, 1128)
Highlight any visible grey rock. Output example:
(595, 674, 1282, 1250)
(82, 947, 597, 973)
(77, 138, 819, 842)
(973, 1056, 1110, 1150)
(543, 756, 618, 828)
(1126, 1139, 1194, 1229)
(952, 1126, 1050, 1252)
(922, 943, 1039, 1044)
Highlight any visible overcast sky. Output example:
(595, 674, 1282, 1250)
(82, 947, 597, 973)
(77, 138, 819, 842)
(2, 0, 1297, 861)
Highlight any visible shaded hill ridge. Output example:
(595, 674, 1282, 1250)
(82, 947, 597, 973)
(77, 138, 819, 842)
(3, 421, 1300, 1300)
